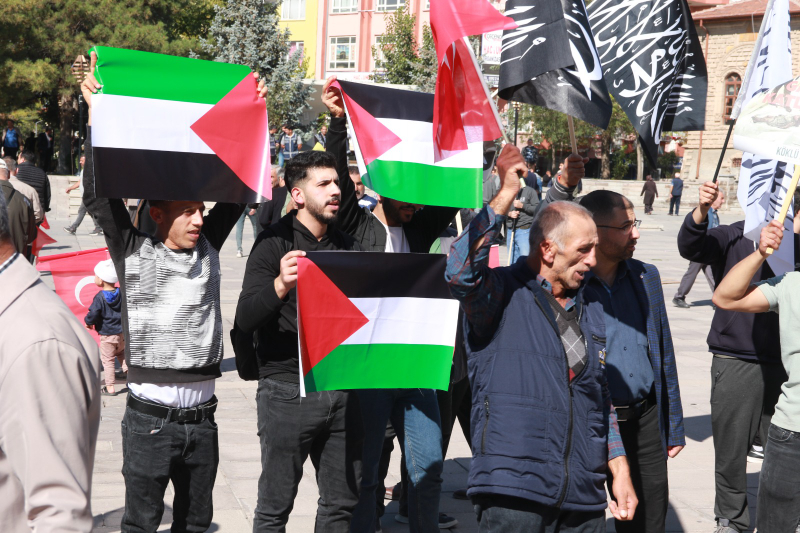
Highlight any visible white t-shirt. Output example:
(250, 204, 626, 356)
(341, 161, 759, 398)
(377, 217, 409, 253)
(128, 380, 215, 408)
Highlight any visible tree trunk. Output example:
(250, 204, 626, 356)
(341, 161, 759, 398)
(600, 138, 611, 179)
(636, 139, 644, 180)
(57, 93, 75, 175)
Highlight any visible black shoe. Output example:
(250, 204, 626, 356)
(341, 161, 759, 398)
(89, 229, 104, 236)
(672, 297, 690, 309)
(115, 370, 127, 379)
(747, 444, 764, 463)
(453, 488, 469, 500)
(63, 226, 76, 235)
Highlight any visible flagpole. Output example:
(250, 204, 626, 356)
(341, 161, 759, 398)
(766, 165, 800, 255)
(712, 0, 777, 183)
(567, 116, 578, 154)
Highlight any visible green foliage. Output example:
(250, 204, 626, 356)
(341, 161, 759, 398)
(202, 0, 311, 129)
(611, 149, 634, 179)
(0, 0, 219, 172)
(371, 5, 437, 92)
(657, 151, 680, 179)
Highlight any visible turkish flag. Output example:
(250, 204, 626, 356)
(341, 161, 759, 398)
(37, 248, 111, 344)
(41, 215, 50, 229)
(430, 0, 515, 161)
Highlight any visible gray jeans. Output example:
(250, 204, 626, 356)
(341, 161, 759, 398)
(674, 261, 714, 300)
(711, 355, 787, 532)
(68, 202, 102, 232)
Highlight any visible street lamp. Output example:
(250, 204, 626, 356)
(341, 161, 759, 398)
(512, 101, 521, 147)
(71, 55, 90, 168)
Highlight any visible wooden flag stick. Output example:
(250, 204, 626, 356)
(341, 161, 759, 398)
(767, 165, 800, 254)
(567, 115, 578, 154)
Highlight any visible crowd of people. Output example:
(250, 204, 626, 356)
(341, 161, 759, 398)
(1, 62, 799, 533)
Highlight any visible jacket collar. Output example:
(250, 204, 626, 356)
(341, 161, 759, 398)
(509, 258, 584, 315)
(0, 253, 39, 316)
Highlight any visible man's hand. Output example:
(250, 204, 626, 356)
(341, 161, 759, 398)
(759, 219, 785, 256)
(488, 144, 525, 216)
(81, 52, 102, 126)
(667, 445, 684, 458)
(513, 199, 524, 209)
(249, 209, 256, 216)
(691, 181, 718, 224)
(608, 456, 638, 521)
(86, 324, 94, 330)
(322, 76, 345, 118)
(558, 153, 589, 188)
(274, 250, 306, 300)
(508, 210, 519, 219)
(256, 72, 267, 100)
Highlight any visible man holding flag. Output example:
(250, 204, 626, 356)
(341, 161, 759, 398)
(324, 77, 458, 532)
(81, 51, 258, 532)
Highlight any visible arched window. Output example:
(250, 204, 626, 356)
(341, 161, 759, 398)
(723, 73, 742, 123)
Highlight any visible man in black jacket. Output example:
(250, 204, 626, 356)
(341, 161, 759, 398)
(15, 149, 50, 213)
(323, 78, 459, 532)
(677, 181, 790, 533)
(236, 149, 363, 533)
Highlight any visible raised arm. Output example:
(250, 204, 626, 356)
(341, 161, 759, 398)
(445, 145, 525, 340)
(677, 182, 734, 264)
(322, 77, 365, 236)
(537, 153, 587, 212)
(712, 220, 781, 312)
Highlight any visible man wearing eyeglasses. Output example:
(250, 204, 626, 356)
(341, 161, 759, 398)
(580, 190, 685, 533)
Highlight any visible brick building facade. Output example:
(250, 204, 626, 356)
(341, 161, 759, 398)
(681, 0, 800, 184)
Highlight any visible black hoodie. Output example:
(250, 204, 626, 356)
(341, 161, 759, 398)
(84, 289, 123, 336)
(677, 210, 800, 362)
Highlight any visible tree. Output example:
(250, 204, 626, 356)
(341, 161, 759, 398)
(371, 5, 437, 92)
(202, 0, 311, 131)
(0, 0, 219, 174)
(598, 97, 635, 179)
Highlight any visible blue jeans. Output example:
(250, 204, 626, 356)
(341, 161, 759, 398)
(669, 195, 681, 215)
(351, 389, 443, 533)
(757, 423, 800, 533)
(236, 210, 258, 252)
(510, 227, 531, 265)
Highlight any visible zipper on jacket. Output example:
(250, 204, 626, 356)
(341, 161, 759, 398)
(481, 397, 490, 454)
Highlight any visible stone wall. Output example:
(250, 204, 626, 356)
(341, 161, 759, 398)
(681, 19, 800, 182)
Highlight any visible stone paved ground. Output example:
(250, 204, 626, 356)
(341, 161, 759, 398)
(38, 192, 760, 532)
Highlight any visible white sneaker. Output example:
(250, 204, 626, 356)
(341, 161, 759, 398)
(236, 249, 243, 258)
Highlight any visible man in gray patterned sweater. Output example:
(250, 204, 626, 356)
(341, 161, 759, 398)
(81, 53, 264, 532)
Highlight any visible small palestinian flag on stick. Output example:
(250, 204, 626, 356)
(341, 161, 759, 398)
(297, 252, 459, 396)
(336, 80, 483, 209)
(90, 46, 270, 203)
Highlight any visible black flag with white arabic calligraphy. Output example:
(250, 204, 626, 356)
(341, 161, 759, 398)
(498, 0, 612, 130)
(587, 0, 707, 164)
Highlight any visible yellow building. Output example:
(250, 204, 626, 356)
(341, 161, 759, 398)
(278, 0, 319, 79)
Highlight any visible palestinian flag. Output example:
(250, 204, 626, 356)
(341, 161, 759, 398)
(335, 80, 483, 209)
(297, 251, 459, 395)
(90, 46, 270, 203)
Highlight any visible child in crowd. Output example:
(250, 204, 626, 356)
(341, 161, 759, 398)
(84, 259, 127, 396)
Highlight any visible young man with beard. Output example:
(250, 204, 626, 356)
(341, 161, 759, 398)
(81, 52, 259, 532)
(236, 147, 363, 532)
(580, 190, 685, 533)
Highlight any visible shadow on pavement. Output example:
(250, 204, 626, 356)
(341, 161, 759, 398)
(683, 414, 713, 443)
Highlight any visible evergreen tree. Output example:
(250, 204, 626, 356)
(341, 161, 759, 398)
(202, 0, 311, 130)
(371, 5, 436, 92)
(0, 0, 217, 173)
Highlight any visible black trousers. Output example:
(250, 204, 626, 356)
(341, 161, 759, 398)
(253, 378, 363, 533)
(711, 356, 787, 532)
(473, 495, 604, 533)
(609, 403, 668, 533)
(120, 401, 219, 533)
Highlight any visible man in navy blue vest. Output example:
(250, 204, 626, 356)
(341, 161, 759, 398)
(445, 145, 637, 532)
(581, 190, 685, 533)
